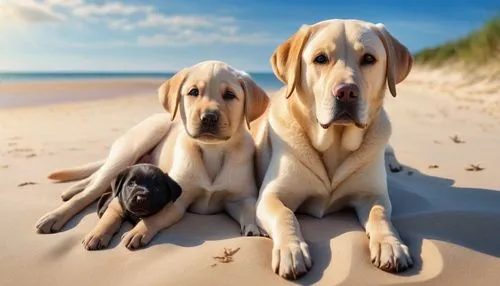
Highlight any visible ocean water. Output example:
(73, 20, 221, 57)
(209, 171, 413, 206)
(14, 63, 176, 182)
(0, 72, 283, 90)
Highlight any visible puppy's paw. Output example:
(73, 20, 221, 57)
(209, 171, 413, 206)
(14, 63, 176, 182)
(385, 153, 403, 173)
(121, 223, 156, 250)
(272, 239, 312, 280)
(241, 224, 261, 237)
(82, 231, 113, 251)
(369, 234, 413, 272)
(35, 211, 69, 234)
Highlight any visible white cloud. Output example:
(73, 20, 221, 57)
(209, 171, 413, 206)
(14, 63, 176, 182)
(107, 13, 237, 31)
(44, 0, 83, 7)
(219, 26, 239, 35)
(0, 0, 275, 48)
(72, 2, 153, 17)
(137, 30, 276, 47)
(107, 18, 135, 31)
(137, 13, 217, 28)
(0, 0, 65, 23)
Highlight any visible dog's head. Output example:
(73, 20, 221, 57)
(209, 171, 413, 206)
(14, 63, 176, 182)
(112, 164, 182, 218)
(158, 61, 269, 144)
(271, 19, 412, 129)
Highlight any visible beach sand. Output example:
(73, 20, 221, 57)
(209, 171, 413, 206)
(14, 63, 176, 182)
(1, 79, 500, 285)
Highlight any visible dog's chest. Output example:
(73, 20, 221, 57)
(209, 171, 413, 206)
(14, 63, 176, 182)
(296, 148, 355, 217)
(200, 148, 224, 182)
(321, 146, 351, 180)
(168, 145, 235, 214)
(184, 173, 235, 214)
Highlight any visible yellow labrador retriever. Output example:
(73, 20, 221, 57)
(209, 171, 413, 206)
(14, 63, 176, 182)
(251, 19, 413, 279)
(35, 61, 268, 250)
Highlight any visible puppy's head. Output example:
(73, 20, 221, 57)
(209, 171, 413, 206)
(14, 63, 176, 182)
(271, 19, 412, 129)
(113, 164, 182, 218)
(158, 61, 268, 144)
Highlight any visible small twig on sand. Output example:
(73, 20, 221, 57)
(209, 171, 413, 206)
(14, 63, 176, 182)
(428, 164, 439, 169)
(465, 164, 484, 172)
(18, 182, 37, 187)
(450, 135, 466, 144)
(213, 247, 241, 264)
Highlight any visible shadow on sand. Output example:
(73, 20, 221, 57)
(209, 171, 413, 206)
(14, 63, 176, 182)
(294, 164, 500, 284)
(56, 163, 500, 284)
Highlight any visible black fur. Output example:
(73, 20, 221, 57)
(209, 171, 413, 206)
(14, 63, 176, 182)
(97, 164, 182, 224)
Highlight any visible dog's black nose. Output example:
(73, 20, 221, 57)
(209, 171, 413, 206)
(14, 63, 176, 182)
(333, 83, 359, 103)
(200, 111, 219, 126)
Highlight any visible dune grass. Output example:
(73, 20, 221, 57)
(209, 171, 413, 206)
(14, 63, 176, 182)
(414, 15, 500, 66)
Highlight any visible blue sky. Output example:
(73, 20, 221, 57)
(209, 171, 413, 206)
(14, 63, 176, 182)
(0, 0, 498, 71)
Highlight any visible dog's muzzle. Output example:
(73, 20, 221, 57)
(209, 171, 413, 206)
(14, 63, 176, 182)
(320, 83, 365, 129)
(199, 110, 220, 135)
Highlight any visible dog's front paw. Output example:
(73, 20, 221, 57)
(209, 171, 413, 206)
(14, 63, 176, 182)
(272, 239, 312, 280)
(369, 234, 413, 272)
(121, 222, 156, 250)
(35, 210, 69, 234)
(241, 224, 261, 237)
(82, 231, 113, 251)
(385, 153, 403, 173)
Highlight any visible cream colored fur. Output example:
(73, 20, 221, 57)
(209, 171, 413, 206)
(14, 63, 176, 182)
(35, 61, 269, 250)
(252, 19, 413, 279)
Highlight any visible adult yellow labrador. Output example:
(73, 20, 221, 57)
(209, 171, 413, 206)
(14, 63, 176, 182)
(35, 61, 268, 250)
(251, 19, 413, 279)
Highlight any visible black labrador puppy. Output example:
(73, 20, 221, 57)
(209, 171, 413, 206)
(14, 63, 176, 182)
(97, 163, 182, 224)
(82, 163, 182, 250)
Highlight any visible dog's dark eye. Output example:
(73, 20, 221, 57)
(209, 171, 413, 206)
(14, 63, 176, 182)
(313, 54, 329, 65)
(188, 88, 199, 97)
(223, 90, 236, 101)
(360, 54, 377, 66)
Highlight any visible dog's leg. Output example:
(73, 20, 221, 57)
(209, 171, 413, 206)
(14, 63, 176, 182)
(385, 144, 403, 173)
(353, 195, 413, 272)
(82, 198, 124, 250)
(225, 196, 261, 237)
(256, 193, 312, 279)
(35, 157, 132, 234)
(60, 173, 96, 201)
(35, 140, 139, 233)
(35, 114, 172, 234)
(121, 202, 186, 250)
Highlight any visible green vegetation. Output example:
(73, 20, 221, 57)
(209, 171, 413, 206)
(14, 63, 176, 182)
(414, 15, 500, 66)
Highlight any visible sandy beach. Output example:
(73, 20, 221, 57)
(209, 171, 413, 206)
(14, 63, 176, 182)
(1, 78, 500, 285)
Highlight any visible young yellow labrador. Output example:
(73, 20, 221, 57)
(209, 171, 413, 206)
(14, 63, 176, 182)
(36, 61, 268, 250)
(251, 19, 413, 279)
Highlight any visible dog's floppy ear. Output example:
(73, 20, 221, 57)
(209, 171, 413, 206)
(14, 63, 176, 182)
(97, 192, 113, 218)
(164, 174, 182, 202)
(238, 72, 269, 129)
(373, 24, 413, 97)
(111, 168, 128, 195)
(158, 69, 188, 120)
(270, 24, 312, 99)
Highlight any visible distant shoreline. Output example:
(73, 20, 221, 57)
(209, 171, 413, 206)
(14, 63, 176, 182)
(0, 79, 162, 109)
(0, 78, 281, 109)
